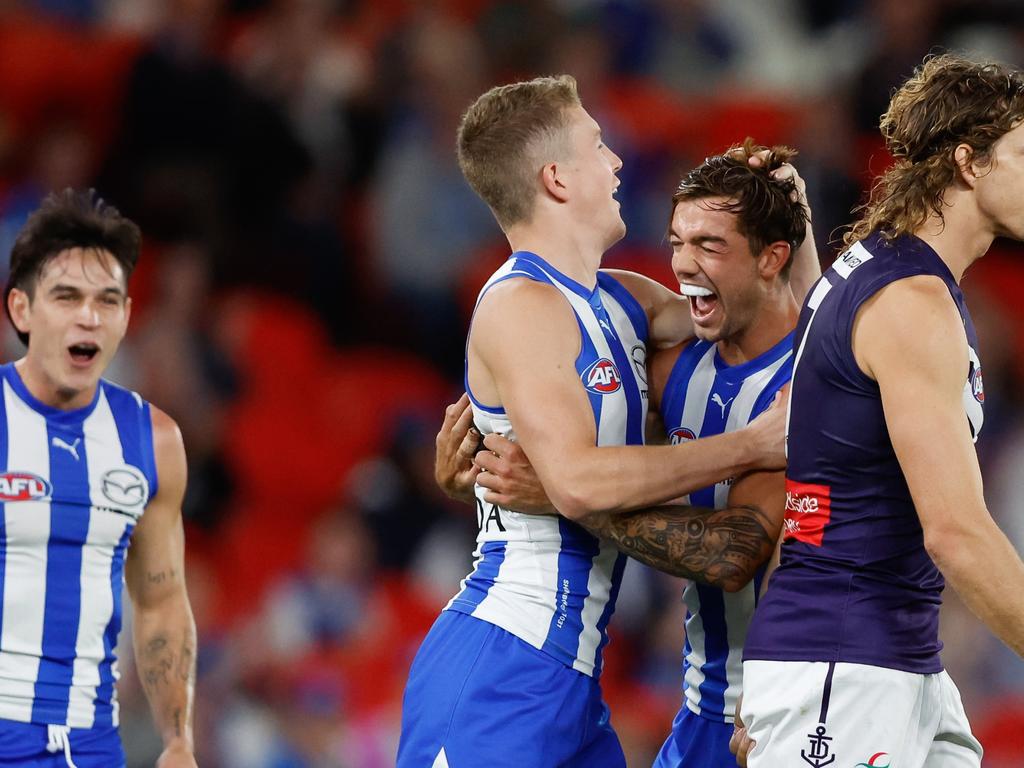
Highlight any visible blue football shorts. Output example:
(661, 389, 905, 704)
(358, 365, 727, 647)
(653, 705, 736, 768)
(398, 610, 625, 767)
(0, 719, 124, 767)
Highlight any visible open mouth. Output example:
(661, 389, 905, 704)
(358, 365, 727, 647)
(679, 283, 719, 321)
(68, 343, 99, 365)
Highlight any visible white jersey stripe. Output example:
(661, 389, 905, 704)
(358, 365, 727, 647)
(68, 393, 131, 728)
(0, 381, 50, 722)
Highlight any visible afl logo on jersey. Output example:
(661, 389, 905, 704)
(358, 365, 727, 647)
(0, 472, 52, 501)
(669, 427, 697, 445)
(971, 365, 985, 403)
(582, 358, 622, 394)
(101, 466, 149, 514)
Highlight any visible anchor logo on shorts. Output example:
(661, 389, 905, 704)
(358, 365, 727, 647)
(800, 724, 835, 767)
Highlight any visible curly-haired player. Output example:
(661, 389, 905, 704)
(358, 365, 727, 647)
(739, 52, 1024, 768)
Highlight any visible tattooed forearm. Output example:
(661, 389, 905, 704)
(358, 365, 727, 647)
(139, 635, 194, 697)
(584, 504, 776, 590)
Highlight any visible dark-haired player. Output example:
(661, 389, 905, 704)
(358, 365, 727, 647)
(435, 140, 813, 768)
(0, 190, 197, 767)
(739, 53, 1024, 768)
(398, 74, 823, 767)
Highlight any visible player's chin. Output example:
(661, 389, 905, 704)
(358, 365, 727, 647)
(691, 321, 725, 344)
(606, 217, 627, 248)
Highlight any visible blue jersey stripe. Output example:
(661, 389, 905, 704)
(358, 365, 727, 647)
(574, 315, 604, 433)
(93, 524, 133, 728)
(660, 340, 711, 430)
(597, 273, 649, 343)
(451, 541, 508, 611)
(542, 519, 600, 661)
(596, 300, 645, 445)
(32, 424, 92, 723)
(693, 583, 729, 722)
(593, 553, 627, 675)
(104, 384, 158, 499)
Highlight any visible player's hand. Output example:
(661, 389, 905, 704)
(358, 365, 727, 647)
(476, 433, 557, 515)
(729, 695, 755, 767)
(156, 743, 198, 768)
(745, 385, 789, 471)
(434, 393, 482, 504)
(745, 151, 809, 215)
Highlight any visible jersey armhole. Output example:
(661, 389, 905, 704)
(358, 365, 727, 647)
(596, 271, 650, 343)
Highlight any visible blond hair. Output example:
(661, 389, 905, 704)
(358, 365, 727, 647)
(846, 53, 1024, 245)
(457, 75, 581, 229)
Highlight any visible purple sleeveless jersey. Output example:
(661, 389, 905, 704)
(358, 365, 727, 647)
(744, 232, 985, 674)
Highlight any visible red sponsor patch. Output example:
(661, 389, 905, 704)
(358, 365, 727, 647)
(0, 472, 52, 502)
(782, 479, 832, 546)
(971, 366, 984, 403)
(669, 427, 696, 445)
(582, 358, 622, 394)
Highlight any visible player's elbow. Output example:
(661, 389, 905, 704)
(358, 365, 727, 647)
(548, 479, 610, 524)
(923, 519, 985, 576)
(718, 567, 759, 593)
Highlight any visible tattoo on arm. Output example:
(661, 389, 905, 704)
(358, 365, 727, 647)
(585, 505, 775, 589)
(139, 633, 196, 738)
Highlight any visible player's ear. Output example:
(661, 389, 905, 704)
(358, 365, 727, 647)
(953, 144, 979, 188)
(7, 288, 31, 336)
(540, 162, 570, 203)
(758, 241, 791, 280)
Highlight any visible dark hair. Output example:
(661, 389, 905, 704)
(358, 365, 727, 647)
(671, 138, 807, 277)
(5, 188, 141, 346)
(847, 52, 1024, 245)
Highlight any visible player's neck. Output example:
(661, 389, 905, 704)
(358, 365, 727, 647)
(14, 357, 97, 411)
(914, 195, 994, 283)
(716, 286, 798, 367)
(506, 218, 604, 289)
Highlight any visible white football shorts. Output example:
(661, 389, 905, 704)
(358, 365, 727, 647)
(740, 660, 982, 768)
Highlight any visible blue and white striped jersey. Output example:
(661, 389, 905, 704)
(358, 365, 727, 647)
(448, 251, 649, 678)
(660, 332, 793, 723)
(0, 362, 157, 729)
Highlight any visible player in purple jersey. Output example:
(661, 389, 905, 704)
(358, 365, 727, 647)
(435, 141, 816, 768)
(398, 76, 820, 767)
(734, 53, 1024, 768)
(2, 191, 197, 767)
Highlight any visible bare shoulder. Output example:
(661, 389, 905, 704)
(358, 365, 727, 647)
(860, 274, 957, 327)
(149, 405, 186, 498)
(601, 269, 674, 309)
(471, 277, 579, 346)
(855, 274, 966, 380)
(150, 406, 185, 457)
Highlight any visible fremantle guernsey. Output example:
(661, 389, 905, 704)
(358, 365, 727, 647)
(0, 363, 156, 729)
(448, 251, 649, 677)
(745, 232, 984, 674)
(661, 332, 792, 723)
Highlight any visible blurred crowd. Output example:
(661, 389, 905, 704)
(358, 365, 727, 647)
(3, 0, 1024, 765)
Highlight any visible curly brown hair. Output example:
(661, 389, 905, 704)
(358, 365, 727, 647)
(846, 53, 1024, 245)
(457, 75, 581, 230)
(671, 138, 808, 277)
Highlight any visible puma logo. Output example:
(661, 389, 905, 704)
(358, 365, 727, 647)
(711, 392, 734, 418)
(51, 436, 81, 461)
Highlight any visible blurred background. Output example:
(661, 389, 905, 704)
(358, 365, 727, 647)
(2, 0, 1024, 765)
